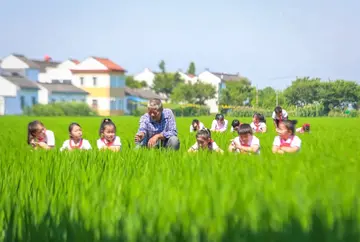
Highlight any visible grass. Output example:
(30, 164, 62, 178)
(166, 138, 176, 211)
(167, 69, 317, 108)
(0, 116, 360, 242)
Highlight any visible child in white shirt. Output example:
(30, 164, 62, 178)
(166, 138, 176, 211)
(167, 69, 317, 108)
(272, 106, 288, 130)
(272, 120, 301, 154)
(250, 113, 267, 133)
(27, 120, 55, 150)
(229, 123, 260, 154)
(97, 118, 121, 151)
(60, 122, 92, 151)
(190, 119, 205, 132)
(230, 119, 241, 132)
(188, 128, 223, 153)
(210, 113, 228, 133)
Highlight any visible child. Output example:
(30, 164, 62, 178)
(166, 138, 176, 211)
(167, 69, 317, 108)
(210, 113, 228, 133)
(272, 120, 301, 154)
(97, 118, 121, 151)
(272, 106, 288, 130)
(229, 124, 260, 154)
(250, 113, 267, 133)
(27, 120, 55, 150)
(230, 119, 241, 132)
(296, 123, 310, 133)
(188, 128, 223, 153)
(190, 119, 205, 132)
(60, 122, 92, 151)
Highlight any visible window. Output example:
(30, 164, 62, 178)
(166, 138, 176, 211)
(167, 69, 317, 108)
(111, 100, 116, 110)
(80, 77, 84, 86)
(31, 97, 37, 105)
(20, 96, 25, 110)
(92, 99, 98, 109)
(51, 80, 60, 84)
(117, 99, 123, 110)
(93, 77, 97, 86)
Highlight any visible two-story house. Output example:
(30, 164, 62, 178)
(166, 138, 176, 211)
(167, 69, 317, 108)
(71, 57, 127, 116)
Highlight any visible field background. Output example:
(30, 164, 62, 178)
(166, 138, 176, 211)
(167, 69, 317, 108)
(1, 116, 360, 242)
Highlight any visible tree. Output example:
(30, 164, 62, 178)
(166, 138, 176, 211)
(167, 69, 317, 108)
(187, 62, 196, 75)
(125, 76, 147, 88)
(153, 72, 184, 98)
(219, 78, 255, 106)
(159, 60, 166, 73)
(171, 81, 216, 105)
(283, 77, 321, 106)
(193, 81, 216, 105)
(255, 87, 277, 108)
(171, 83, 196, 103)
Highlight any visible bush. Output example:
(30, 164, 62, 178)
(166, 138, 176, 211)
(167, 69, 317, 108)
(295, 103, 326, 117)
(24, 102, 97, 116)
(328, 109, 359, 117)
(171, 104, 210, 117)
(220, 106, 275, 117)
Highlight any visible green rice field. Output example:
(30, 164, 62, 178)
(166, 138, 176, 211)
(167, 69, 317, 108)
(1, 116, 360, 242)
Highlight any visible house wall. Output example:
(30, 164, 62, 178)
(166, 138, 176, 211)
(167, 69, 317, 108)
(49, 93, 87, 103)
(134, 68, 155, 87)
(124, 95, 147, 114)
(0, 77, 17, 96)
(25, 69, 40, 82)
(4, 96, 21, 115)
(73, 57, 107, 70)
(198, 71, 221, 113)
(38, 60, 77, 83)
(0, 96, 4, 115)
(38, 86, 49, 104)
(0, 55, 29, 69)
(5, 89, 38, 115)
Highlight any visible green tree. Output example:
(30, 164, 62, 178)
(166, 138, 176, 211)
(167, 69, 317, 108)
(253, 86, 277, 108)
(159, 60, 166, 73)
(126, 76, 147, 88)
(284, 77, 321, 106)
(171, 81, 216, 105)
(187, 62, 196, 75)
(219, 78, 255, 106)
(153, 72, 184, 98)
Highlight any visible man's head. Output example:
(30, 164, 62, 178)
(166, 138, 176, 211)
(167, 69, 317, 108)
(148, 98, 163, 121)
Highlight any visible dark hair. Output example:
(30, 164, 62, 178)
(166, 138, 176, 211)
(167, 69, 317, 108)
(192, 119, 200, 131)
(27, 120, 44, 144)
(68, 122, 81, 138)
(238, 123, 253, 135)
(253, 113, 266, 123)
(303, 123, 310, 132)
(215, 113, 224, 120)
(99, 118, 116, 136)
(274, 106, 282, 114)
(196, 128, 211, 140)
(281, 120, 298, 135)
(231, 119, 240, 128)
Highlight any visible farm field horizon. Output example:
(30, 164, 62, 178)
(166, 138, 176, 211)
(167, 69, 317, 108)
(1, 116, 360, 241)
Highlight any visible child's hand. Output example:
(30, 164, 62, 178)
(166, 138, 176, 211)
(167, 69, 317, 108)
(277, 150, 285, 154)
(37, 142, 48, 148)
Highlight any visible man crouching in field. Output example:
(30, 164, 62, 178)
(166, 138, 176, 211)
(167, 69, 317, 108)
(134, 98, 180, 150)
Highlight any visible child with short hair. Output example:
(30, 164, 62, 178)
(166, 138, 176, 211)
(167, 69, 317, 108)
(229, 124, 260, 154)
(250, 113, 267, 133)
(97, 118, 121, 151)
(188, 128, 223, 153)
(296, 123, 310, 133)
(210, 114, 228, 133)
(272, 106, 288, 130)
(190, 119, 205, 132)
(60, 122, 92, 151)
(27, 120, 55, 150)
(272, 120, 301, 154)
(230, 119, 241, 132)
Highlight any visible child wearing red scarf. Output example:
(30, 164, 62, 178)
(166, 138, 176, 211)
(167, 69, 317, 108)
(27, 120, 55, 150)
(97, 118, 121, 151)
(60, 122, 92, 151)
(272, 120, 301, 154)
(250, 113, 267, 133)
(188, 128, 223, 153)
(229, 123, 260, 154)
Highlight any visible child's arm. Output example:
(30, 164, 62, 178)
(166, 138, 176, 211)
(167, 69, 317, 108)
(187, 147, 197, 153)
(108, 146, 121, 151)
(228, 143, 236, 152)
(37, 142, 52, 150)
(280, 146, 299, 153)
(237, 144, 259, 153)
(214, 148, 224, 153)
(262, 124, 267, 133)
(272, 145, 280, 153)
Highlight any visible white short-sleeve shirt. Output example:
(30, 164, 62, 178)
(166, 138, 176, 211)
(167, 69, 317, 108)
(231, 135, 260, 154)
(97, 136, 121, 149)
(190, 140, 220, 151)
(272, 109, 288, 120)
(190, 122, 205, 132)
(210, 119, 228, 132)
(250, 122, 267, 132)
(45, 130, 55, 146)
(273, 135, 301, 148)
(60, 139, 92, 151)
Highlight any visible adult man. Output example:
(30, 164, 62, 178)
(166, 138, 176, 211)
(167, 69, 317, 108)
(134, 98, 180, 150)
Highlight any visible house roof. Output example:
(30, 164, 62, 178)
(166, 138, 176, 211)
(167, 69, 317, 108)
(211, 72, 241, 81)
(38, 83, 88, 94)
(70, 59, 80, 64)
(1, 74, 39, 89)
(125, 87, 165, 100)
(12, 54, 40, 69)
(93, 57, 126, 72)
(32, 60, 61, 73)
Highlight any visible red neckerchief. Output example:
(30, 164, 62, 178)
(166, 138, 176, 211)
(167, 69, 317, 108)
(279, 113, 283, 122)
(70, 139, 83, 149)
(102, 138, 114, 147)
(36, 128, 47, 143)
(240, 137, 252, 147)
(280, 136, 294, 147)
(208, 139, 214, 150)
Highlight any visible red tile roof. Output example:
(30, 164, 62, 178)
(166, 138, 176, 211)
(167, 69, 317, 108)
(187, 73, 195, 78)
(94, 57, 126, 72)
(70, 59, 80, 64)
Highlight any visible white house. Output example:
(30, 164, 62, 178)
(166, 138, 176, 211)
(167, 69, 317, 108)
(198, 70, 242, 113)
(177, 71, 198, 84)
(38, 59, 79, 83)
(133, 68, 156, 88)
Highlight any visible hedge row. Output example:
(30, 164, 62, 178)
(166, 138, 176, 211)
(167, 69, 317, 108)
(24, 103, 97, 116)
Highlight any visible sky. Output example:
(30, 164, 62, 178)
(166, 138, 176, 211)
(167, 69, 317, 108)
(1, 0, 359, 89)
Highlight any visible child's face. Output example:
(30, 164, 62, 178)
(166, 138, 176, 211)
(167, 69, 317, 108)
(71, 125, 82, 140)
(193, 123, 198, 129)
(239, 133, 251, 144)
(197, 136, 210, 149)
(253, 117, 260, 123)
(33, 124, 46, 139)
(278, 123, 291, 139)
(217, 119, 224, 125)
(103, 125, 115, 141)
(276, 111, 282, 118)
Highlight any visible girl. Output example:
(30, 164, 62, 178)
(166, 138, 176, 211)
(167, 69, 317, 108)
(230, 119, 241, 132)
(60, 122, 92, 151)
(188, 129, 223, 153)
(272, 106, 288, 130)
(97, 118, 122, 151)
(296, 123, 310, 133)
(27, 120, 55, 150)
(190, 119, 205, 132)
(272, 120, 301, 154)
(250, 113, 267, 133)
(229, 123, 260, 154)
(210, 113, 228, 133)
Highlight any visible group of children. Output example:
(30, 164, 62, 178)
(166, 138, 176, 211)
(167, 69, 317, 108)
(27, 118, 121, 151)
(188, 106, 310, 154)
